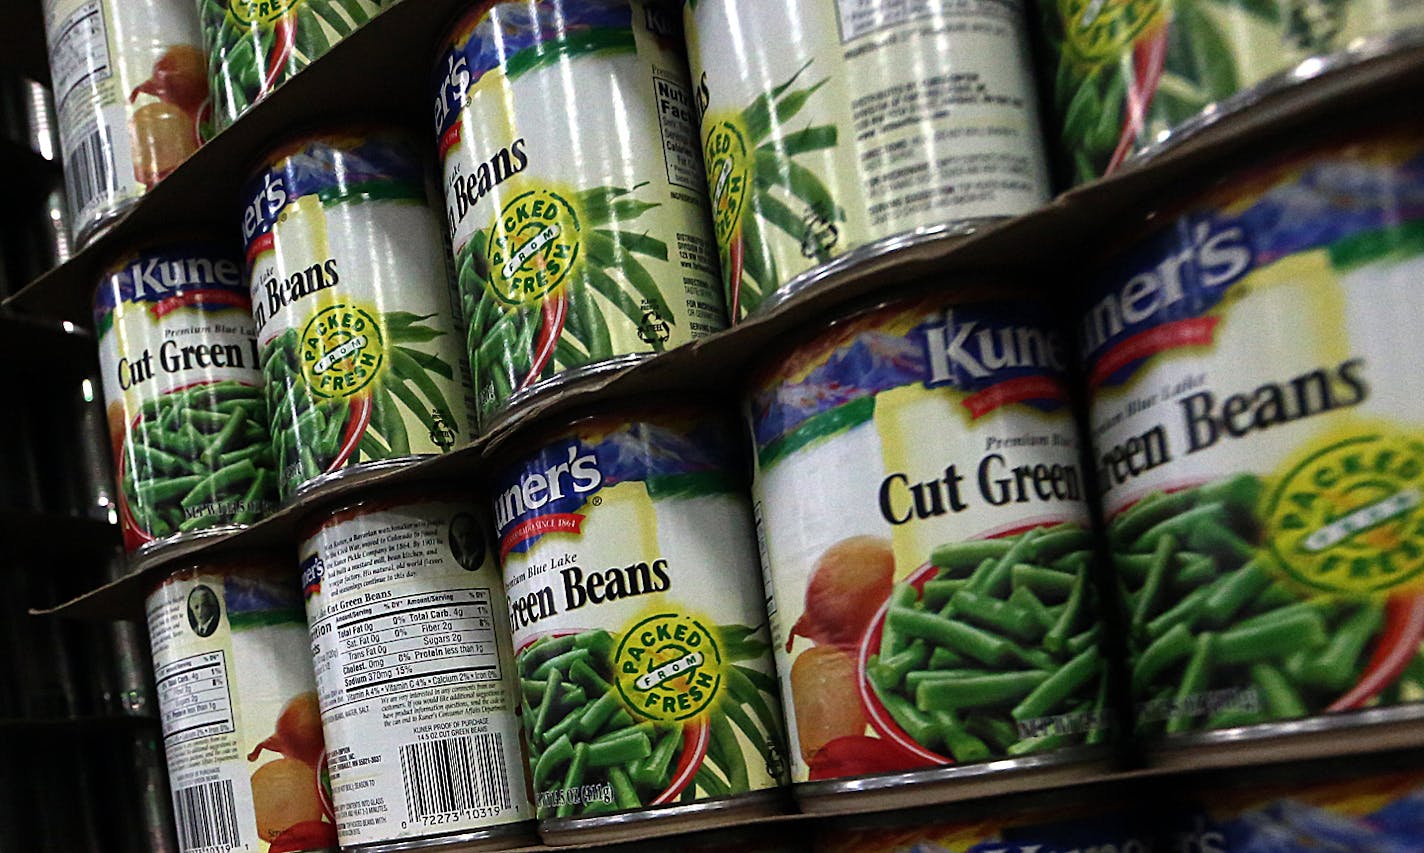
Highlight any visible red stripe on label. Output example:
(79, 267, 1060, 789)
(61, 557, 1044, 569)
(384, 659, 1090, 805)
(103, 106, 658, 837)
(961, 376, 1066, 419)
(1089, 317, 1220, 388)
(151, 289, 247, 318)
(500, 512, 585, 558)
(245, 231, 275, 266)
(439, 121, 462, 159)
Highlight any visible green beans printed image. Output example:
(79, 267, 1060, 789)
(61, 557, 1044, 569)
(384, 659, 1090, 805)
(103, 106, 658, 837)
(700, 62, 841, 320)
(259, 310, 461, 499)
(200, 0, 397, 135)
(1114, 473, 1424, 735)
(457, 183, 682, 422)
(863, 523, 1108, 760)
(120, 379, 277, 540)
(518, 624, 787, 820)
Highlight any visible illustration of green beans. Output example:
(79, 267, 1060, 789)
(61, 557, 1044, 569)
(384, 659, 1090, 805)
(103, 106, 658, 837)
(201, 0, 393, 133)
(456, 183, 675, 420)
(1114, 474, 1421, 735)
(715, 62, 840, 318)
(519, 625, 785, 819)
(122, 380, 277, 539)
(867, 523, 1107, 759)
(260, 309, 460, 498)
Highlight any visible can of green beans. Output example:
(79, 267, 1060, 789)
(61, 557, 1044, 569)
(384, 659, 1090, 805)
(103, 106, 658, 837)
(433, 0, 726, 428)
(1081, 119, 1424, 753)
(746, 287, 1110, 811)
(683, 0, 1050, 322)
(42, 0, 207, 246)
(145, 555, 339, 852)
(298, 490, 534, 851)
(492, 404, 789, 843)
(93, 242, 278, 559)
(1040, 0, 1424, 184)
(242, 127, 478, 502)
(201, 0, 396, 136)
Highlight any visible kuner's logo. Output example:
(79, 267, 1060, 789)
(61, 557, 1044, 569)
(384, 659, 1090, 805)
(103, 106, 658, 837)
(921, 309, 1069, 418)
(924, 309, 1068, 386)
(123, 256, 242, 301)
(495, 445, 603, 532)
(1083, 220, 1252, 386)
(242, 173, 287, 241)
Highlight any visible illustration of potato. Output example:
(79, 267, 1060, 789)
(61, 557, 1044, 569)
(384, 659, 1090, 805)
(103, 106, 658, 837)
(791, 644, 867, 762)
(788, 536, 894, 650)
(131, 101, 199, 187)
(248, 691, 325, 767)
(251, 758, 323, 841)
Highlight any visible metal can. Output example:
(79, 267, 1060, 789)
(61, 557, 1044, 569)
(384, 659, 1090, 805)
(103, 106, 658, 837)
(298, 491, 534, 851)
(1041, 0, 1424, 184)
(434, 0, 726, 427)
(242, 127, 478, 502)
(94, 242, 278, 560)
(746, 288, 1109, 812)
(1081, 120, 1424, 755)
(203, 0, 396, 136)
(684, 0, 1050, 321)
(145, 556, 339, 852)
(41, 0, 207, 246)
(492, 405, 789, 843)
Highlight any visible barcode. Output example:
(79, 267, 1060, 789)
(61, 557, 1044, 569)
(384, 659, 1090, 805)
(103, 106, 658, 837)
(173, 778, 241, 853)
(400, 733, 512, 822)
(63, 126, 115, 215)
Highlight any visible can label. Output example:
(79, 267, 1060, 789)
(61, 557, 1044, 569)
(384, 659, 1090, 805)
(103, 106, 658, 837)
(94, 245, 277, 552)
(202, 0, 395, 135)
(493, 411, 787, 821)
(684, 0, 1049, 320)
(435, 0, 726, 423)
(299, 498, 532, 846)
(242, 130, 478, 499)
(747, 295, 1105, 783)
(43, 0, 206, 242)
(1041, 0, 1424, 183)
(817, 805, 1146, 852)
(1082, 127, 1424, 738)
(146, 565, 338, 852)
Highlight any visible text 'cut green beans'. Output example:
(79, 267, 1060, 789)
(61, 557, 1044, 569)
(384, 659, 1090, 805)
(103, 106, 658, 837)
(867, 523, 1109, 761)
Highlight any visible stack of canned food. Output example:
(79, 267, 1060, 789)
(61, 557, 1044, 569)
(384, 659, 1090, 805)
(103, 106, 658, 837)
(23, 0, 1424, 850)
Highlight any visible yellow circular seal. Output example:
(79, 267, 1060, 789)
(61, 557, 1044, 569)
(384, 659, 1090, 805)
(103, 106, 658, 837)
(615, 613, 723, 722)
(703, 119, 749, 249)
(300, 304, 385, 398)
(1060, 0, 1166, 63)
(1263, 432, 1424, 594)
(486, 188, 581, 308)
(227, 0, 300, 26)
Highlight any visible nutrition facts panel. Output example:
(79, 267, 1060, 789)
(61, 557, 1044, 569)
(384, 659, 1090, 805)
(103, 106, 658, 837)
(155, 650, 236, 746)
(315, 588, 502, 707)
